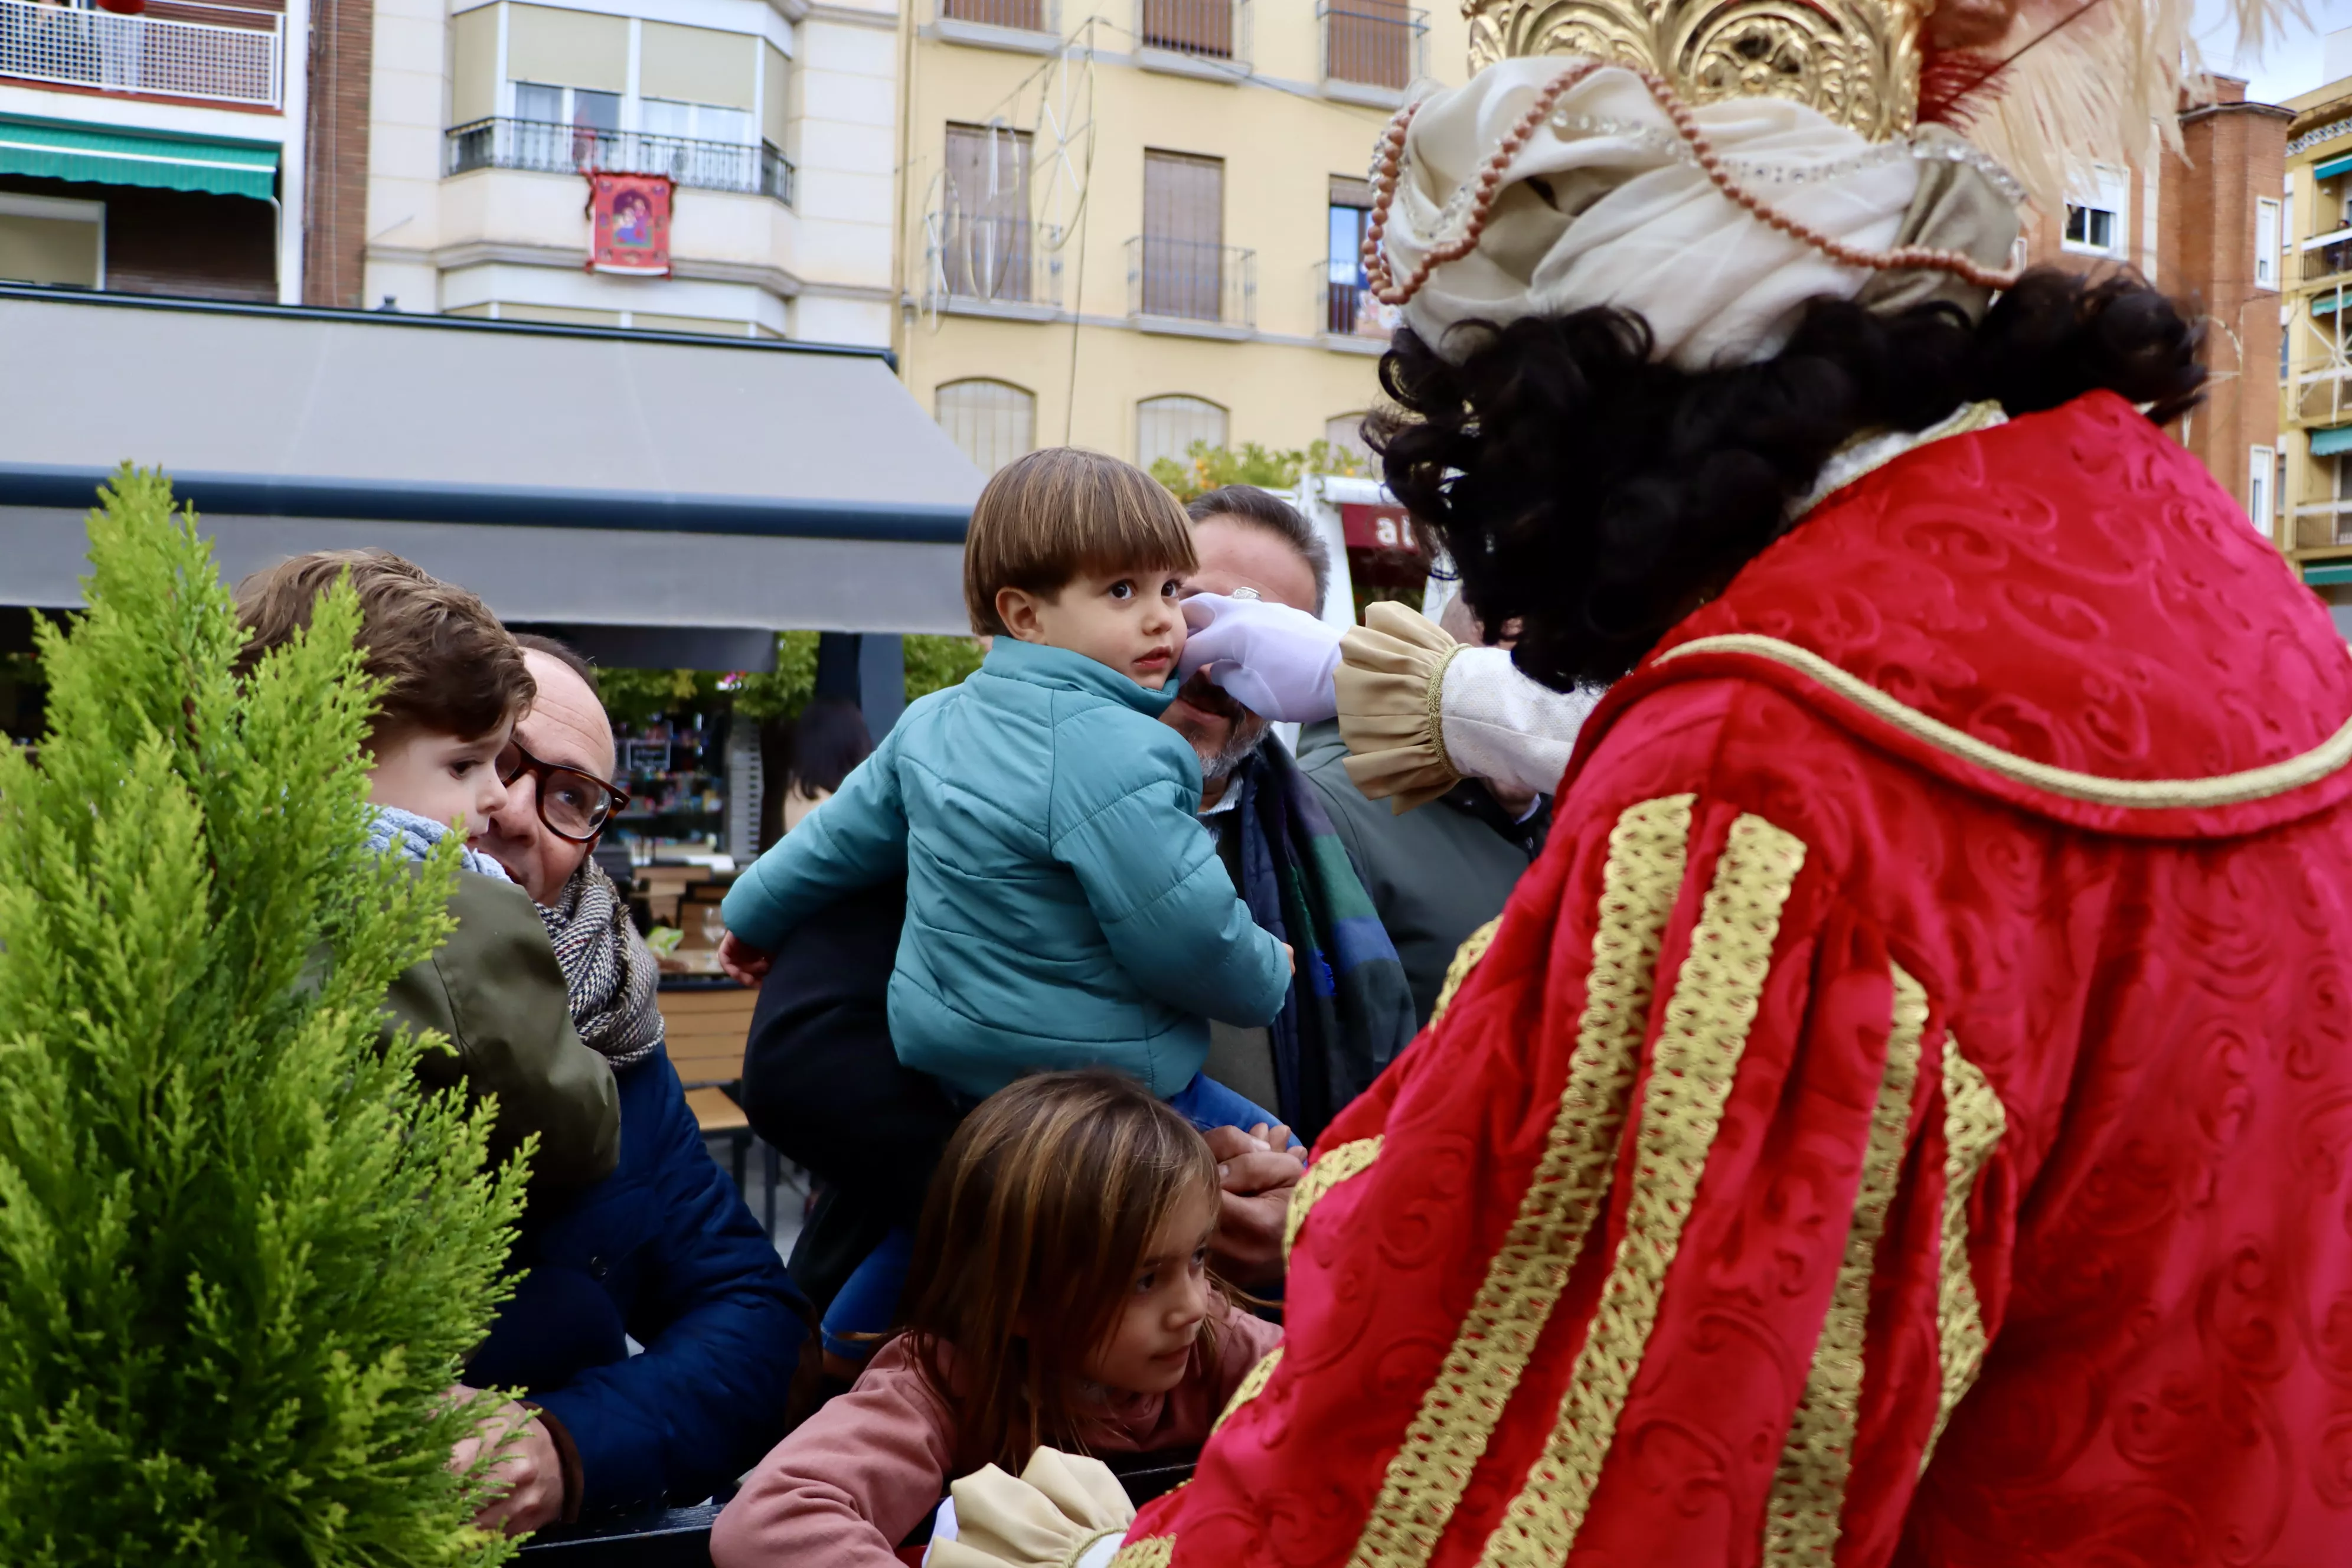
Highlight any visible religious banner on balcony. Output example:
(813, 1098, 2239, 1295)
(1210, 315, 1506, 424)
(587, 172, 672, 277)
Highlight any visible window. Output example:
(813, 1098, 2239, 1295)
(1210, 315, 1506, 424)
(642, 101, 751, 144)
(1138, 395, 1227, 470)
(1324, 413, 1372, 463)
(2063, 165, 2128, 259)
(943, 123, 1033, 302)
(2258, 198, 2282, 290)
(514, 81, 619, 133)
(1140, 0, 1232, 57)
(1325, 0, 1416, 89)
(2249, 445, 2275, 532)
(936, 380, 1035, 473)
(1141, 150, 1223, 319)
(1327, 176, 1376, 336)
(944, 0, 1046, 28)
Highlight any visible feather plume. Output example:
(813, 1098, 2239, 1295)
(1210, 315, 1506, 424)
(1931, 0, 2303, 215)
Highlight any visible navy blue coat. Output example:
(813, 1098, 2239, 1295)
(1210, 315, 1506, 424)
(468, 1047, 806, 1517)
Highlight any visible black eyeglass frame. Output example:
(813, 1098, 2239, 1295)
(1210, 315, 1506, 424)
(497, 739, 632, 844)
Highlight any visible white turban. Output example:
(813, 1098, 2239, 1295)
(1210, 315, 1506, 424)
(1383, 59, 2015, 371)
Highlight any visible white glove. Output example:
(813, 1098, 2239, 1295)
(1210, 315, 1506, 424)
(1177, 593, 1342, 723)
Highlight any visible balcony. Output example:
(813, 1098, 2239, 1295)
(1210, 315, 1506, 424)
(1318, 1, 1426, 103)
(924, 213, 1063, 317)
(0, 0, 282, 109)
(1318, 268, 1393, 351)
(1136, 0, 1249, 74)
(2304, 234, 2352, 285)
(445, 118, 793, 204)
(1127, 236, 1253, 336)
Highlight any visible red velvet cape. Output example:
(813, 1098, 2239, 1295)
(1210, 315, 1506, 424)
(1123, 392, 2352, 1567)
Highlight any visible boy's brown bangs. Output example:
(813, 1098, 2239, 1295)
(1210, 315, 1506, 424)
(963, 448, 1201, 636)
(896, 1070, 1221, 1471)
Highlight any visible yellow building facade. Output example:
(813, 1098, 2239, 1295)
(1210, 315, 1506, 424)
(892, 0, 1469, 472)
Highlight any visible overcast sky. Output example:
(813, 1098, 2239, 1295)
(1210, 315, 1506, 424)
(2194, 0, 2343, 102)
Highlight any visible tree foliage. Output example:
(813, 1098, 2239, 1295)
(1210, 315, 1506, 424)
(0, 470, 528, 1566)
(1148, 439, 1368, 503)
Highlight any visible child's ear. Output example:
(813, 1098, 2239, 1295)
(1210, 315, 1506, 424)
(995, 586, 1048, 644)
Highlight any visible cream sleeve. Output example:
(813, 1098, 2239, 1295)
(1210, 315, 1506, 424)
(1334, 602, 1599, 812)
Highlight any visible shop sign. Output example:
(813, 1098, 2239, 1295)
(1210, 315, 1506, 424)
(588, 172, 673, 277)
(1341, 502, 1417, 553)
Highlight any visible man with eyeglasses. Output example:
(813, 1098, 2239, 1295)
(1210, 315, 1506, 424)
(456, 635, 806, 1534)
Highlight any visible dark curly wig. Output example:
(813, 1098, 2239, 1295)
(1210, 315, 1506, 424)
(1368, 269, 2207, 693)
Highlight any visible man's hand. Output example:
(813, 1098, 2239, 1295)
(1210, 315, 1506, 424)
(1203, 1123, 1305, 1291)
(716, 930, 772, 987)
(446, 1386, 566, 1537)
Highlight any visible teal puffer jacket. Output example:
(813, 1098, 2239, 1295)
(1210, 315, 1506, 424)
(720, 639, 1291, 1099)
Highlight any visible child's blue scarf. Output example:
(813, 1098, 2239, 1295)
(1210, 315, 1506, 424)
(364, 806, 512, 883)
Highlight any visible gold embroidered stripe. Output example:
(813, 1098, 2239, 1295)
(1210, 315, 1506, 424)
(1655, 633, 2352, 809)
(1109, 1536, 1176, 1568)
(1478, 812, 1808, 1568)
(1920, 1035, 2005, 1474)
(1762, 962, 1929, 1564)
(1432, 917, 1504, 1024)
(1345, 795, 1695, 1568)
(1211, 1345, 1284, 1439)
(1285, 1138, 1384, 1265)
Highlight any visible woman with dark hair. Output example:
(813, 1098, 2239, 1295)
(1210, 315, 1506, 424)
(779, 695, 873, 834)
(1131, 21, 2352, 1568)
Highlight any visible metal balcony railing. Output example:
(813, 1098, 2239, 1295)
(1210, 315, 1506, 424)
(1139, 0, 1240, 60)
(1318, 1, 1426, 90)
(445, 118, 793, 204)
(941, 0, 1049, 27)
(2304, 236, 2352, 284)
(0, 0, 281, 107)
(926, 213, 1063, 309)
(1128, 237, 1253, 328)
(1321, 271, 1390, 339)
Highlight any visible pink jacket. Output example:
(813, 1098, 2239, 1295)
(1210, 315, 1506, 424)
(711, 1307, 1283, 1568)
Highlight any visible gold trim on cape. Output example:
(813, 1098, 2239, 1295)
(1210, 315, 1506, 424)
(1478, 812, 1808, 1567)
(1432, 917, 1505, 1024)
(1654, 633, 2352, 809)
(1286, 1138, 1385, 1265)
(1920, 1034, 2005, 1472)
(1345, 795, 1695, 1568)
(1760, 962, 1928, 1562)
(1108, 1537, 1176, 1568)
(1210, 1346, 1284, 1439)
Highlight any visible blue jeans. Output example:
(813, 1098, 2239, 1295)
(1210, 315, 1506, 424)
(816, 1072, 1293, 1360)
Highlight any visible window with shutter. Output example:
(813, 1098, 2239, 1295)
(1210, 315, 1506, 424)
(1138, 396, 1229, 470)
(943, 123, 1033, 302)
(944, 0, 1046, 27)
(1326, 0, 1412, 88)
(1140, 0, 1232, 58)
(1142, 150, 1222, 320)
(937, 380, 1037, 473)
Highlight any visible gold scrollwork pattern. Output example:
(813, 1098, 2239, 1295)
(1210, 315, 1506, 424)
(1345, 794, 1696, 1568)
(1285, 1137, 1384, 1265)
(1108, 1537, 1176, 1568)
(1477, 811, 1808, 1567)
(1210, 1346, 1285, 1439)
(1432, 917, 1504, 1025)
(1920, 1034, 2005, 1473)
(1463, 0, 1923, 139)
(1760, 962, 1928, 1562)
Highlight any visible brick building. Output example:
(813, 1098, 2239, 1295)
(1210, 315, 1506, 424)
(2017, 74, 2291, 531)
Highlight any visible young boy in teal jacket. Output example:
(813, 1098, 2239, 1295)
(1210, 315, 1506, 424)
(718, 449, 1293, 1119)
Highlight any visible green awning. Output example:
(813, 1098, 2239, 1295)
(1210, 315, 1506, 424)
(2319, 152, 2352, 181)
(2314, 424, 2352, 457)
(2305, 562, 2352, 584)
(0, 117, 276, 200)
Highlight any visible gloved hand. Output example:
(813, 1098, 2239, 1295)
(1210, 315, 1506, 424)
(1177, 593, 1343, 723)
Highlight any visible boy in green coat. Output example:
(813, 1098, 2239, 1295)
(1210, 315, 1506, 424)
(720, 449, 1292, 1129)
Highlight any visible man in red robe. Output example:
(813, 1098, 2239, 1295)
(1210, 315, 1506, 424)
(1119, 45, 2350, 1568)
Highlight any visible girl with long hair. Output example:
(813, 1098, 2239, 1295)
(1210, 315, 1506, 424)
(710, 1071, 1281, 1568)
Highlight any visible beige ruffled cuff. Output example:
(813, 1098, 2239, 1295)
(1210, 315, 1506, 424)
(1335, 600, 1466, 814)
(927, 1448, 1137, 1568)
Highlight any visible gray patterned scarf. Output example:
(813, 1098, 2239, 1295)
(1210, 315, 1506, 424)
(537, 860, 665, 1069)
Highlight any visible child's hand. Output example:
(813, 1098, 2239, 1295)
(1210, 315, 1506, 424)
(717, 930, 773, 987)
(1281, 942, 1296, 975)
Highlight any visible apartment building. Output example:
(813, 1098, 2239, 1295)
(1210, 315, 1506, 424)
(2282, 38, 2352, 592)
(0, 0, 309, 301)
(2017, 74, 2289, 531)
(897, 0, 1465, 473)
(351, 0, 897, 341)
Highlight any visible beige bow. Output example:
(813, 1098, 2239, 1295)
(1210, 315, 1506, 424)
(927, 1448, 1137, 1568)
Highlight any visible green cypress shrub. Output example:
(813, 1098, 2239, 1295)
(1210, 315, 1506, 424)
(0, 471, 528, 1564)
